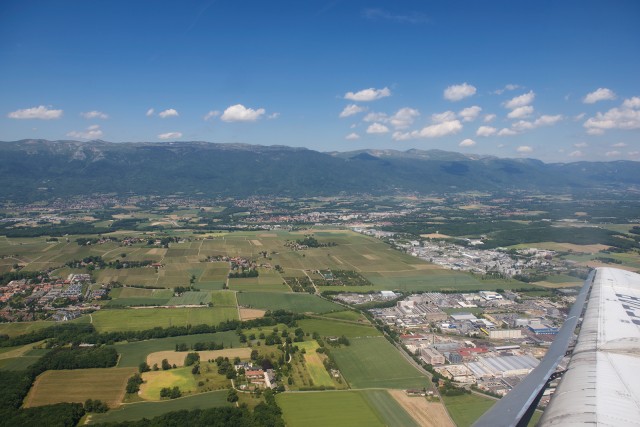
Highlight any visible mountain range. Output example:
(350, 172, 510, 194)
(1, 139, 638, 201)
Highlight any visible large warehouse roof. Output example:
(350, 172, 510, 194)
(539, 267, 640, 426)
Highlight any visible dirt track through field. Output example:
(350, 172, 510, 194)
(388, 389, 454, 427)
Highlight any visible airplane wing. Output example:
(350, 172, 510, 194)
(473, 267, 640, 427)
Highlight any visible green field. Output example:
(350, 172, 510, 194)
(320, 310, 368, 322)
(140, 367, 198, 400)
(277, 391, 385, 427)
(442, 393, 495, 427)
(167, 291, 211, 305)
(293, 341, 335, 387)
(331, 337, 428, 389)
(297, 318, 381, 338)
(113, 331, 242, 367)
(91, 307, 238, 332)
(211, 290, 237, 307)
(87, 390, 231, 424)
(237, 292, 342, 313)
(361, 390, 419, 427)
(0, 320, 57, 337)
(24, 367, 137, 408)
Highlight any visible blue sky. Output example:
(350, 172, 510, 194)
(1, 0, 639, 162)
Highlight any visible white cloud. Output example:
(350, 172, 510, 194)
(66, 124, 103, 139)
(267, 112, 280, 119)
(612, 142, 627, 148)
(344, 87, 391, 102)
(628, 151, 639, 157)
(366, 122, 390, 134)
(389, 107, 420, 129)
(605, 150, 621, 157)
(583, 99, 640, 134)
(363, 112, 388, 122)
(498, 128, 517, 136)
(204, 110, 220, 121)
(158, 108, 179, 118)
(220, 104, 266, 122)
(483, 114, 496, 123)
(393, 120, 463, 140)
(8, 105, 63, 120)
(443, 83, 476, 101)
(569, 150, 583, 158)
(534, 114, 563, 126)
(81, 110, 108, 119)
(623, 97, 640, 109)
(507, 105, 534, 119)
(512, 121, 535, 132)
(459, 138, 476, 147)
(476, 126, 497, 137)
(583, 88, 616, 104)
(493, 84, 521, 95)
(459, 106, 482, 122)
(146, 108, 155, 117)
(432, 110, 457, 123)
(339, 104, 366, 118)
(574, 113, 586, 121)
(516, 145, 533, 153)
(345, 132, 360, 140)
(158, 131, 182, 140)
(504, 91, 535, 109)
(574, 142, 588, 148)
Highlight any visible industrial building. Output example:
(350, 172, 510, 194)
(467, 354, 539, 378)
(421, 347, 445, 365)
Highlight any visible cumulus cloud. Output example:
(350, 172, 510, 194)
(511, 121, 535, 132)
(81, 110, 108, 120)
(605, 150, 621, 157)
(267, 112, 280, 119)
(493, 84, 521, 95)
(146, 108, 155, 117)
(393, 120, 462, 140)
(363, 112, 388, 122)
(483, 114, 496, 123)
(204, 110, 220, 121)
(344, 87, 391, 102)
(498, 128, 517, 136)
(517, 145, 533, 153)
(574, 142, 588, 148)
(443, 83, 476, 101)
(459, 106, 482, 122)
(569, 150, 584, 158)
(366, 122, 390, 134)
(158, 131, 182, 140)
(583, 88, 616, 104)
(574, 113, 586, 121)
(432, 110, 457, 123)
(507, 105, 534, 119)
(221, 104, 266, 122)
(66, 125, 103, 139)
(612, 142, 627, 148)
(8, 105, 63, 120)
(389, 108, 419, 129)
(504, 91, 535, 109)
(459, 138, 476, 147)
(476, 126, 497, 137)
(583, 97, 640, 134)
(534, 115, 563, 126)
(158, 108, 179, 118)
(345, 132, 360, 140)
(339, 104, 366, 118)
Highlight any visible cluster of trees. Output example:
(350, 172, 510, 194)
(215, 357, 237, 379)
(126, 373, 144, 394)
(84, 399, 109, 413)
(1, 310, 304, 349)
(159, 386, 181, 399)
(440, 381, 471, 396)
(29, 346, 118, 377)
(184, 352, 200, 366)
(295, 235, 337, 248)
(228, 268, 259, 278)
(65, 255, 153, 270)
